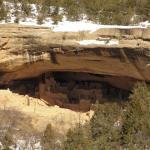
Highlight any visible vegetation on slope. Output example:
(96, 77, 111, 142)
(64, 82, 150, 150)
(0, 0, 150, 25)
(0, 81, 150, 149)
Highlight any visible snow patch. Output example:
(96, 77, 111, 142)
(77, 39, 119, 46)
(139, 21, 150, 27)
(53, 21, 150, 33)
(114, 120, 121, 127)
(19, 17, 54, 28)
(53, 21, 101, 32)
(8, 139, 42, 150)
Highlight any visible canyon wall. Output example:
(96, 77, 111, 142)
(0, 24, 150, 90)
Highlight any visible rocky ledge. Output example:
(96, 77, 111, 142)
(0, 24, 150, 109)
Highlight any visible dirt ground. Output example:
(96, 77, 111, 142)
(0, 89, 94, 134)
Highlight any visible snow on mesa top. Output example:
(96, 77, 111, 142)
(0, 2, 150, 33)
(53, 20, 150, 33)
(1, 19, 150, 33)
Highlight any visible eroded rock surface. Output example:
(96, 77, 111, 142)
(0, 24, 150, 108)
(0, 89, 93, 132)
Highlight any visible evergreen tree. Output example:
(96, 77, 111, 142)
(37, 0, 48, 24)
(0, 0, 8, 21)
(13, 1, 20, 23)
(90, 103, 121, 150)
(63, 126, 91, 150)
(42, 123, 56, 150)
(63, 0, 83, 21)
(1, 128, 14, 150)
(50, 0, 63, 24)
(121, 82, 150, 149)
(21, 0, 31, 18)
(135, 0, 150, 22)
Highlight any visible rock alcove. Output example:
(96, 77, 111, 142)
(2, 71, 131, 111)
(0, 25, 150, 111)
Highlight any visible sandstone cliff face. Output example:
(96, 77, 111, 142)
(96, 27, 150, 40)
(0, 24, 150, 90)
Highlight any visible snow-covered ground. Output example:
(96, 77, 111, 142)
(2, 18, 150, 33)
(77, 39, 119, 46)
(0, 2, 150, 33)
(0, 139, 42, 150)
(53, 20, 150, 33)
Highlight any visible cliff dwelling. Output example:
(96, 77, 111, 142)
(0, 25, 150, 111)
(3, 71, 131, 111)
